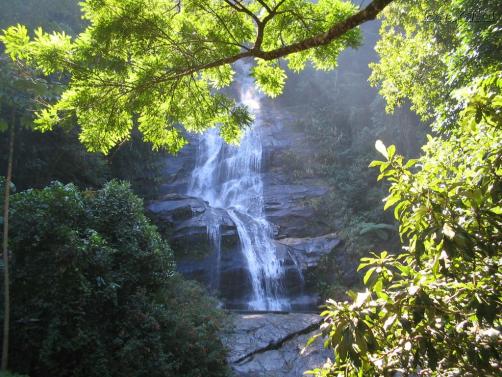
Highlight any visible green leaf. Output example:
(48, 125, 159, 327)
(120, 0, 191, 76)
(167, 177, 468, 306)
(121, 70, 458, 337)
(404, 159, 418, 169)
(368, 160, 384, 168)
(490, 206, 502, 215)
(373, 278, 383, 294)
(384, 194, 401, 210)
(387, 144, 396, 159)
(432, 253, 441, 276)
(251, 59, 286, 98)
(305, 333, 321, 348)
(363, 267, 376, 285)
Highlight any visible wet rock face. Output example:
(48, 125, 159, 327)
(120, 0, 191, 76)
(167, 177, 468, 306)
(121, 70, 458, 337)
(263, 180, 330, 238)
(159, 139, 197, 194)
(149, 117, 341, 309)
(222, 313, 331, 377)
(260, 123, 333, 239)
(149, 193, 255, 308)
(149, 193, 239, 257)
(277, 233, 341, 270)
(149, 193, 206, 222)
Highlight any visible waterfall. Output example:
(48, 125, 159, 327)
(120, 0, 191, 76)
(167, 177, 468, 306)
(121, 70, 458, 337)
(187, 68, 289, 311)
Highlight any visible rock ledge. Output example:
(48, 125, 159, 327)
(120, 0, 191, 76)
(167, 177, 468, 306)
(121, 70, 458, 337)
(222, 313, 331, 377)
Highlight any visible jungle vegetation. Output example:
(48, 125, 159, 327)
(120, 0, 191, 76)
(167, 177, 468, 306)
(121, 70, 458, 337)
(0, 0, 500, 376)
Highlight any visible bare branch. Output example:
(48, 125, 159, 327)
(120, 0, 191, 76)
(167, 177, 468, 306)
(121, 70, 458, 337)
(223, 0, 260, 23)
(256, 0, 272, 13)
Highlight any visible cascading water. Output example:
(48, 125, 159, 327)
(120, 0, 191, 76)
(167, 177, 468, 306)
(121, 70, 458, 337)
(187, 69, 289, 311)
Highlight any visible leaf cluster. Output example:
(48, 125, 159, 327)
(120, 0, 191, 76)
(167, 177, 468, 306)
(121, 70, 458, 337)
(1, 180, 229, 377)
(309, 73, 502, 377)
(369, 0, 502, 128)
(0, 0, 361, 153)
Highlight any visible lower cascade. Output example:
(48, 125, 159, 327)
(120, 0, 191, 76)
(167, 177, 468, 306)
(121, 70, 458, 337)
(149, 68, 342, 311)
(187, 74, 290, 311)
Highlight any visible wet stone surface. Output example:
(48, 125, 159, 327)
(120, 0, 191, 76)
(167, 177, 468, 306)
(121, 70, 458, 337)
(222, 313, 332, 377)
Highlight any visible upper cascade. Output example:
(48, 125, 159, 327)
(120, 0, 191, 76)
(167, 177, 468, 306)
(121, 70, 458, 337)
(187, 66, 289, 311)
(149, 64, 339, 312)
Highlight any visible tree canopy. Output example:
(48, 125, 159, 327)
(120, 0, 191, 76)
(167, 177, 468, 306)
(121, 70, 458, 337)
(307, 1, 501, 376)
(369, 0, 501, 126)
(0, 0, 500, 376)
(2, 180, 229, 377)
(1, 0, 392, 153)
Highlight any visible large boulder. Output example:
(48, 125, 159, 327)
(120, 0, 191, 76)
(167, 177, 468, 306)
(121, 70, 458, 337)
(149, 193, 239, 258)
(149, 193, 206, 222)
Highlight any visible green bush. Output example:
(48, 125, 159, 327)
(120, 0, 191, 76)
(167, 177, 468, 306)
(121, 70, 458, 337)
(2, 181, 228, 377)
(0, 372, 29, 377)
(310, 74, 502, 377)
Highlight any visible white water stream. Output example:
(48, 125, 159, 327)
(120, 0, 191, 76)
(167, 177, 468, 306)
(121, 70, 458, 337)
(187, 71, 288, 311)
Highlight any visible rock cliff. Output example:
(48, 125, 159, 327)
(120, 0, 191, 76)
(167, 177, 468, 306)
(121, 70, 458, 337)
(148, 109, 341, 310)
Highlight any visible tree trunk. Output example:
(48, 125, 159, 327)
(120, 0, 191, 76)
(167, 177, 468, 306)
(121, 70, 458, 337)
(1, 111, 15, 371)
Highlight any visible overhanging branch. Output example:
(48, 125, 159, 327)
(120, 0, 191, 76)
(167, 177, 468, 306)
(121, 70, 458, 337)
(153, 0, 393, 83)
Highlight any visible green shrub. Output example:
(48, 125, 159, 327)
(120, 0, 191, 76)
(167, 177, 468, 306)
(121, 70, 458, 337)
(2, 181, 228, 377)
(310, 74, 502, 376)
(0, 372, 29, 377)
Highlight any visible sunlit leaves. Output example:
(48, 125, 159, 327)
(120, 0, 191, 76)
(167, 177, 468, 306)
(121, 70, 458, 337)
(1, 25, 73, 74)
(310, 72, 502, 376)
(0, 0, 363, 154)
(251, 59, 286, 97)
(219, 105, 253, 144)
(201, 65, 235, 89)
(33, 105, 60, 131)
(369, 0, 501, 128)
(1, 24, 30, 60)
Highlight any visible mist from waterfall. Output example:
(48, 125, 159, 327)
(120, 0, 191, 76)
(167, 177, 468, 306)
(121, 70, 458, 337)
(187, 67, 289, 311)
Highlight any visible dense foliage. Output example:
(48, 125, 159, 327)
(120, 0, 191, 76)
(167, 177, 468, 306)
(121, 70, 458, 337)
(1, 181, 228, 377)
(370, 0, 501, 126)
(0, 0, 168, 198)
(310, 74, 501, 377)
(0, 0, 391, 153)
(309, 0, 502, 376)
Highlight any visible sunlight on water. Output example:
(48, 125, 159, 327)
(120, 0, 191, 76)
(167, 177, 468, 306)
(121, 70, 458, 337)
(187, 63, 288, 311)
(241, 87, 261, 112)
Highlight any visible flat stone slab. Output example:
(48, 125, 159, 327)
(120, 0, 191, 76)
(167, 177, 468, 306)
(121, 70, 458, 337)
(222, 313, 332, 376)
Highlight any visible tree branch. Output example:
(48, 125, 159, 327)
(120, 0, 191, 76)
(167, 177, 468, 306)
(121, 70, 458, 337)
(153, 0, 393, 83)
(223, 0, 260, 23)
(255, 0, 393, 59)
